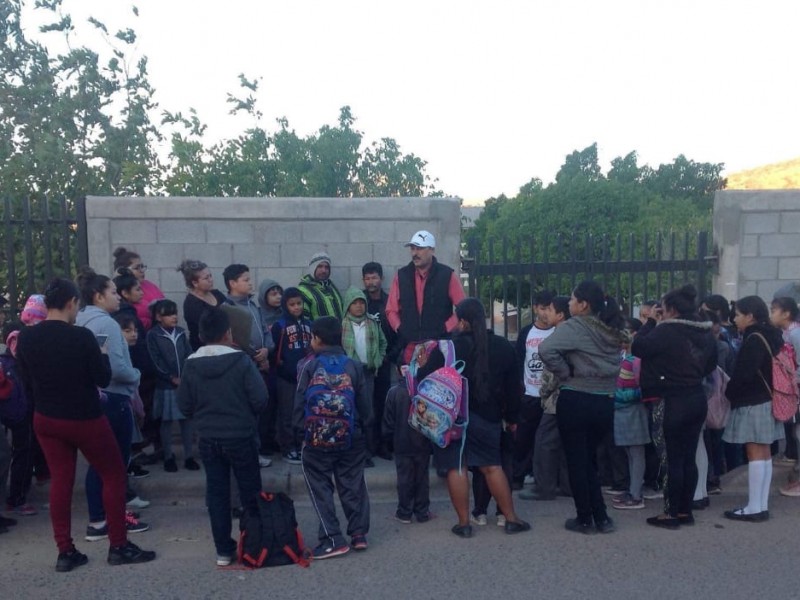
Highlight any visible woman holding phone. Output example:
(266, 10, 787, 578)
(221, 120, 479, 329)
(16, 278, 155, 571)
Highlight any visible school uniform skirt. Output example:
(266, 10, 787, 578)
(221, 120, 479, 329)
(432, 413, 502, 472)
(153, 388, 186, 421)
(614, 403, 651, 446)
(723, 401, 784, 445)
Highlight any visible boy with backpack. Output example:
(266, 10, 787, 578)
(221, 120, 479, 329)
(294, 316, 371, 559)
(383, 370, 432, 523)
(177, 308, 268, 567)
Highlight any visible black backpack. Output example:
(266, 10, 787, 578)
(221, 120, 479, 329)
(238, 492, 309, 568)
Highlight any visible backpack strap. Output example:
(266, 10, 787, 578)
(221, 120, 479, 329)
(752, 333, 774, 397)
(282, 528, 311, 568)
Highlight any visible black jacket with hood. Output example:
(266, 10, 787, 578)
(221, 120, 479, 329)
(177, 345, 267, 439)
(631, 316, 718, 398)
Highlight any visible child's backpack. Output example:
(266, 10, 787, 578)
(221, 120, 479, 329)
(405, 340, 468, 449)
(238, 492, 309, 568)
(704, 366, 731, 429)
(754, 333, 799, 422)
(614, 352, 641, 409)
(303, 354, 356, 451)
(0, 355, 27, 424)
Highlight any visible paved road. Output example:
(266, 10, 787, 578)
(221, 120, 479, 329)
(1, 459, 798, 600)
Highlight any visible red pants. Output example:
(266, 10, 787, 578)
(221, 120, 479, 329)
(34, 413, 127, 552)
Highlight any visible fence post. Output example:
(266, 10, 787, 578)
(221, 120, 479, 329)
(75, 196, 89, 268)
(697, 231, 709, 300)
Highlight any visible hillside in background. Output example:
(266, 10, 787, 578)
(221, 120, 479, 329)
(726, 157, 800, 189)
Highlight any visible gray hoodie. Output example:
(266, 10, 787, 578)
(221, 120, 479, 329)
(75, 305, 140, 397)
(226, 293, 266, 353)
(539, 315, 627, 395)
(257, 278, 283, 351)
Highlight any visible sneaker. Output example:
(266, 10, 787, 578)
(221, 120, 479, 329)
(470, 514, 487, 526)
(283, 451, 302, 466)
(126, 496, 151, 509)
(312, 540, 350, 560)
(85, 514, 150, 542)
(595, 517, 616, 533)
(351, 535, 368, 551)
(707, 484, 722, 496)
(107, 541, 157, 565)
(0, 514, 18, 528)
(216, 553, 235, 566)
(496, 515, 507, 527)
(164, 457, 178, 472)
(523, 475, 536, 486)
(7, 503, 37, 516)
(55, 547, 89, 572)
(641, 486, 664, 500)
(258, 455, 273, 468)
(612, 494, 644, 510)
(184, 458, 201, 471)
(127, 465, 150, 479)
(393, 514, 412, 524)
(780, 480, 800, 497)
(564, 518, 595, 535)
(602, 486, 627, 496)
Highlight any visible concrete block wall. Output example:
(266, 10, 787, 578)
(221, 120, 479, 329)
(86, 197, 463, 315)
(713, 190, 800, 301)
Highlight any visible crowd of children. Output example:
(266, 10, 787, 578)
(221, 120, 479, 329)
(2, 243, 800, 571)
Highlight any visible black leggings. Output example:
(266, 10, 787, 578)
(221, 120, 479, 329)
(662, 387, 707, 516)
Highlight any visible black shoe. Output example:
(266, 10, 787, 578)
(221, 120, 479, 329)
(163, 457, 178, 472)
(723, 508, 769, 522)
(677, 514, 695, 525)
(56, 547, 89, 572)
(646, 514, 680, 530)
(504, 520, 531, 534)
(451, 524, 473, 538)
(127, 464, 150, 479)
(691, 497, 710, 511)
(364, 458, 375, 468)
(107, 541, 157, 565)
(595, 518, 616, 534)
(564, 518, 594, 535)
(0, 515, 18, 528)
(184, 458, 201, 471)
(0, 526, 8, 535)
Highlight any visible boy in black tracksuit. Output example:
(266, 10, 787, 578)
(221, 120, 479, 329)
(383, 378, 432, 523)
(294, 317, 372, 559)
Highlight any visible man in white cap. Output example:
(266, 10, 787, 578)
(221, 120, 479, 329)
(385, 230, 465, 363)
(298, 252, 344, 321)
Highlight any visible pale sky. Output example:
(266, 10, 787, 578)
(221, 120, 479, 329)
(27, 0, 800, 203)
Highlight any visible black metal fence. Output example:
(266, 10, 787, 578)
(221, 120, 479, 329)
(463, 231, 716, 339)
(1, 196, 88, 316)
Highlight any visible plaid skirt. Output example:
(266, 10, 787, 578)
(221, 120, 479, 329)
(153, 388, 186, 421)
(722, 402, 784, 445)
(614, 403, 651, 446)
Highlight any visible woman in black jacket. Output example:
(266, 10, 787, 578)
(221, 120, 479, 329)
(722, 296, 784, 522)
(631, 285, 717, 529)
(420, 298, 530, 538)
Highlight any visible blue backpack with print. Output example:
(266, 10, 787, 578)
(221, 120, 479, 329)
(303, 354, 357, 451)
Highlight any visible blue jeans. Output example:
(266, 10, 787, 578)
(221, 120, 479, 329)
(86, 392, 132, 522)
(199, 436, 261, 556)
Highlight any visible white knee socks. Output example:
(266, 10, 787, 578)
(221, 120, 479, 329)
(761, 459, 772, 512)
(743, 460, 766, 514)
(694, 432, 708, 501)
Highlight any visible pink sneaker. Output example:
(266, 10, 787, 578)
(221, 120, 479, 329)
(779, 480, 800, 497)
(7, 503, 37, 516)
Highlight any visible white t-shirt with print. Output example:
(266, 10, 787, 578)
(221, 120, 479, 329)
(523, 323, 554, 397)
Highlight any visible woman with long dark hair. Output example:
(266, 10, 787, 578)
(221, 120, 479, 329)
(539, 281, 627, 534)
(722, 295, 785, 521)
(631, 284, 717, 529)
(422, 298, 530, 538)
(16, 278, 155, 571)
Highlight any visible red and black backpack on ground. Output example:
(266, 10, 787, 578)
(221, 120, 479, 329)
(238, 492, 310, 568)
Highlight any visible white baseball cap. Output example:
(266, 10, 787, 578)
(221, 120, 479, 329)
(404, 230, 436, 248)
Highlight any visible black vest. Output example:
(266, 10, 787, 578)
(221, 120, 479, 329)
(397, 257, 454, 343)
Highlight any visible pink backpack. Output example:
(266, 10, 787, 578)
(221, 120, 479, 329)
(404, 340, 469, 449)
(754, 333, 799, 422)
